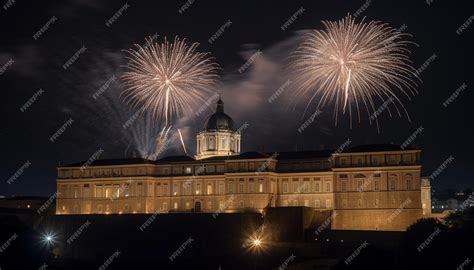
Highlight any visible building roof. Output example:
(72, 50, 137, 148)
(155, 155, 196, 163)
(59, 158, 155, 168)
(59, 144, 413, 168)
(273, 150, 334, 160)
(202, 98, 235, 131)
(343, 144, 416, 153)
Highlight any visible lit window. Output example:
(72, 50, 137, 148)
(207, 183, 213, 195)
(185, 167, 192, 174)
(174, 202, 178, 209)
(259, 182, 263, 193)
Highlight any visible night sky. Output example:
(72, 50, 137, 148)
(1, 0, 472, 196)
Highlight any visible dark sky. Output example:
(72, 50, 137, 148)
(1, 0, 473, 196)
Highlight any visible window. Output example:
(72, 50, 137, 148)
(405, 174, 413, 190)
(292, 179, 299, 193)
(303, 179, 309, 193)
(207, 201, 212, 209)
(184, 182, 191, 195)
(173, 183, 179, 196)
(186, 202, 190, 209)
(219, 182, 225, 194)
(325, 182, 331, 192)
(105, 188, 111, 198)
(390, 175, 397, 190)
(207, 183, 213, 195)
(239, 179, 244, 193)
(162, 202, 168, 210)
(325, 199, 332, 208)
(315, 200, 321, 208)
(341, 180, 347, 192)
(282, 180, 288, 193)
(185, 167, 192, 174)
(221, 137, 226, 149)
(375, 199, 379, 206)
(315, 181, 320, 192)
(124, 184, 130, 197)
(374, 180, 379, 191)
(249, 179, 255, 193)
(195, 183, 201, 195)
(304, 200, 309, 207)
(228, 180, 234, 193)
(258, 182, 263, 193)
(239, 201, 244, 207)
(174, 202, 178, 209)
(209, 136, 215, 149)
(358, 199, 363, 207)
(357, 180, 363, 191)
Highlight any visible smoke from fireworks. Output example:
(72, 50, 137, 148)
(121, 36, 219, 126)
(290, 15, 418, 128)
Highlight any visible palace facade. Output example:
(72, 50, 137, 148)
(56, 99, 432, 231)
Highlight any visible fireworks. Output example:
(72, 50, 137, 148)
(121, 36, 219, 125)
(290, 15, 418, 127)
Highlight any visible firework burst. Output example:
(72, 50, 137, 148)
(121, 36, 219, 126)
(290, 15, 419, 128)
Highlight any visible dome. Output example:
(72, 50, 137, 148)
(202, 98, 234, 131)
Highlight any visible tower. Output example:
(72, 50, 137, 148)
(195, 98, 241, 160)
